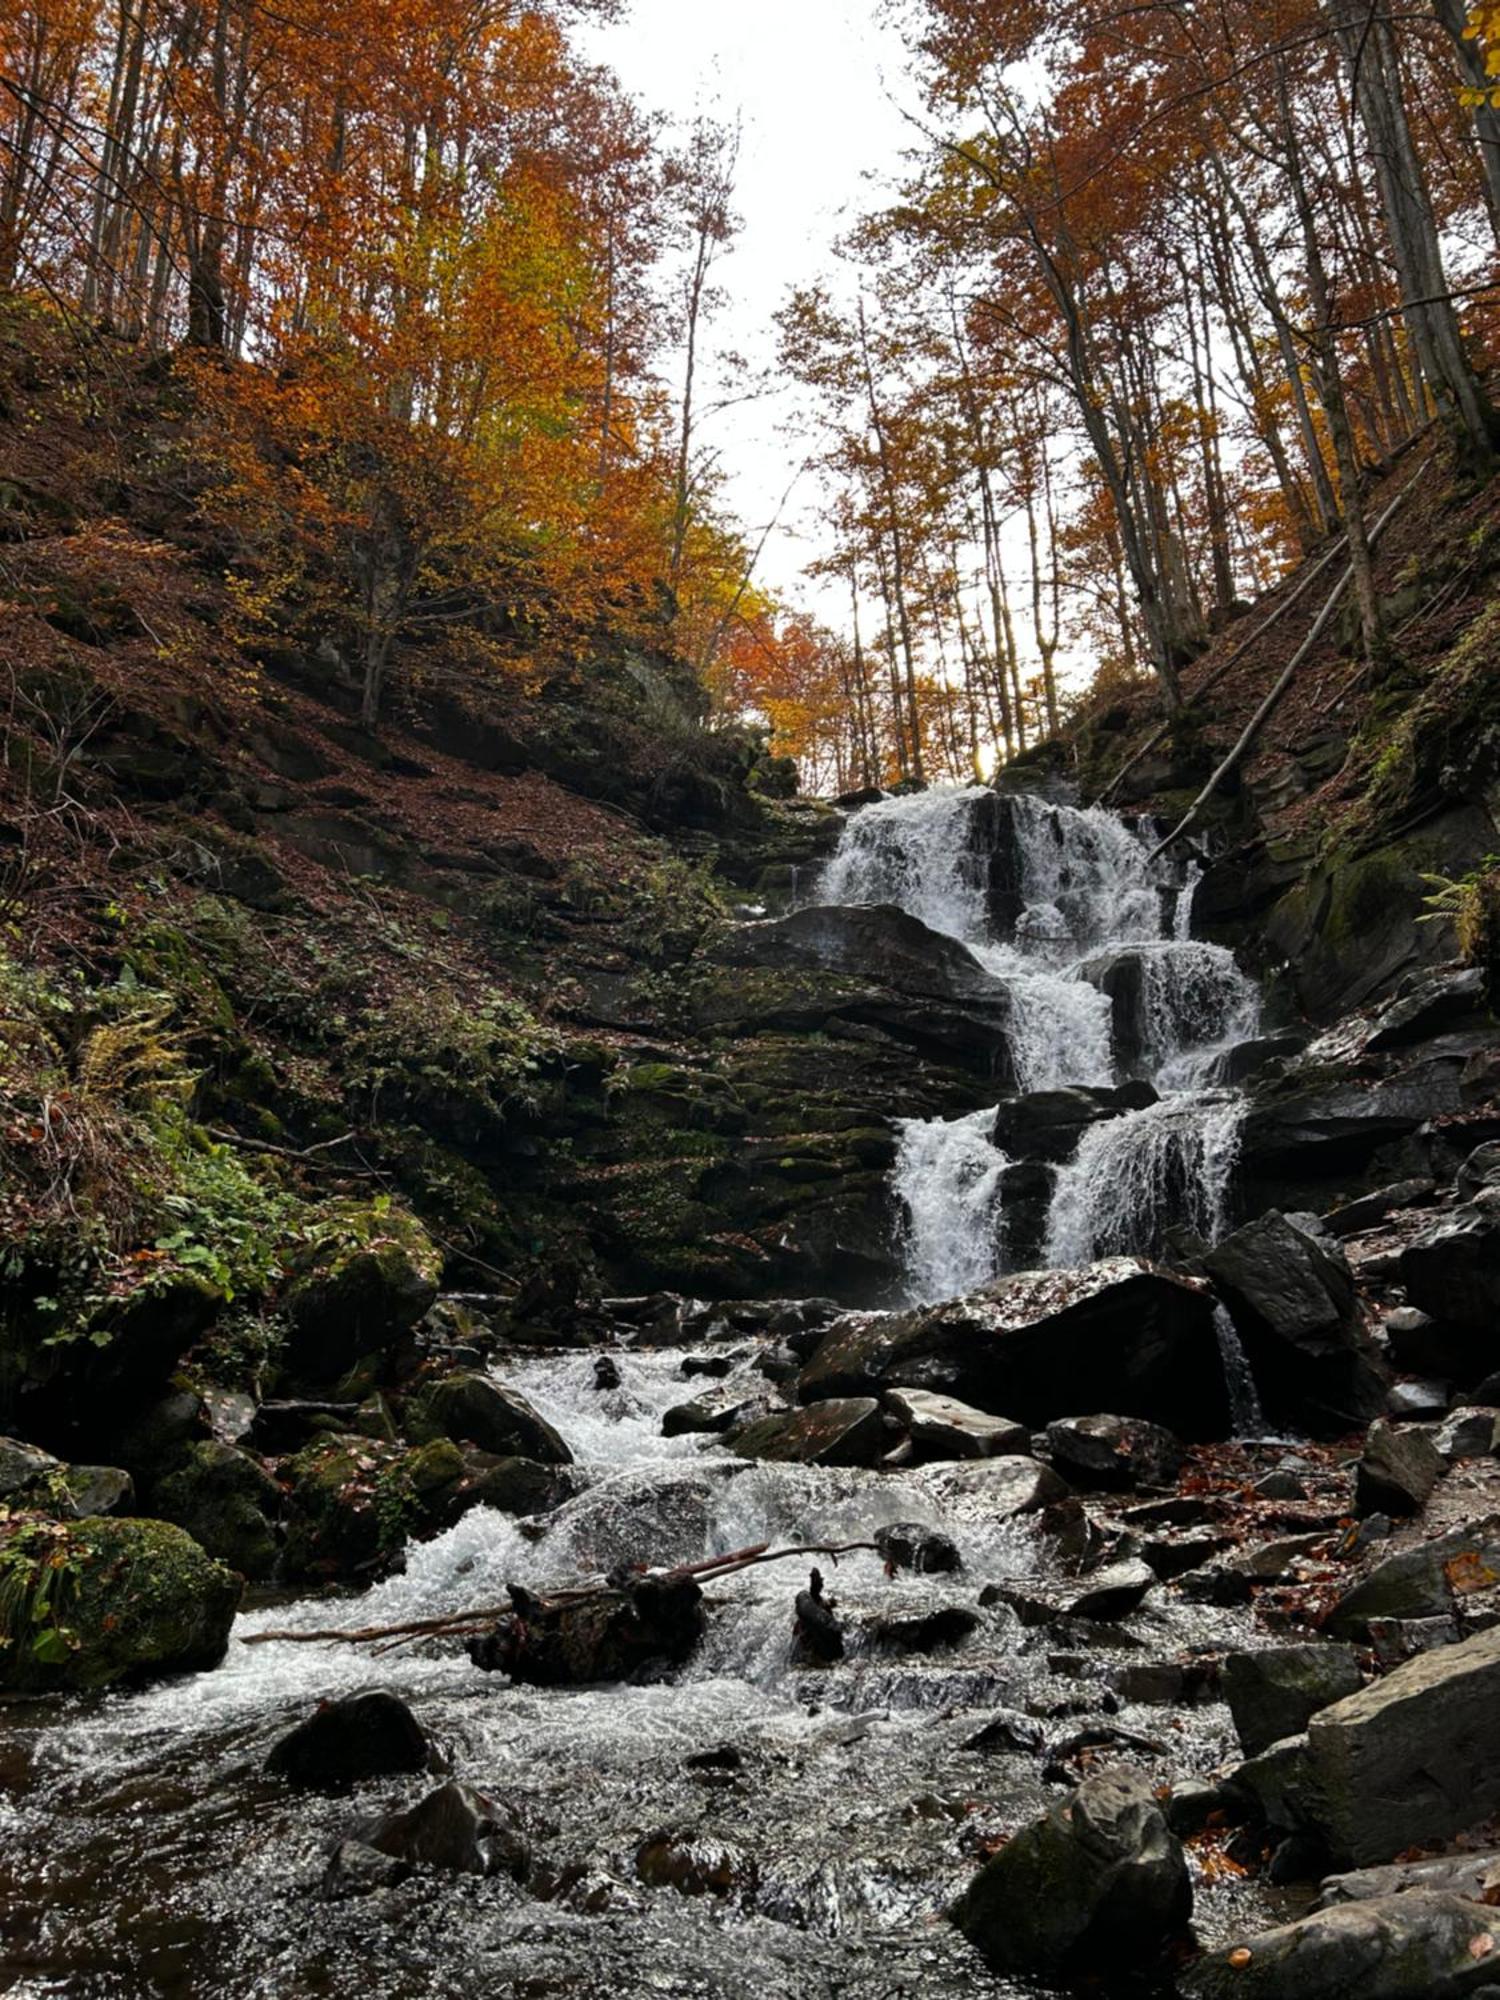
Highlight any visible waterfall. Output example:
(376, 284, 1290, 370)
(819, 786, 1262, 1305)
(891, 1107, 1009, 1304)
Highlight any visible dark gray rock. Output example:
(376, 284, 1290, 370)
(357, 1780, 528, 1878)
(1321, 1849, 1500, 1907)
(1180, 1893, 1500, 1999)
(875, 1521, 962, 1573)
(869, 1605, 980, 1653)
(319, 1838, 412, 1899)
(1402, 1193, 1500, 1335)
(411, 1374, 572, 1466)
(1458, 1141, 1500, 1200)
(268, 1690, 441, 1791)
(1388, 1380, 1451, 1420)
(799, 1261, 1228, 1437)
(1326, 1516, 1500, 1639)
(883, 1388, 1029, 1461)
(985, 1559, 1157, 1626)
(1043, 1413, 1185, 1491)
(730, 1398, 887, 1467)
(953, 1764, 1191, 1975)
(1364, 968, 1487, 1052)
(1436, 1409, 1500, 1462)
(1210, 1032, 1311, 1086)
(1355, 1421, 1446, 1517)
(1326, 1180, 1438, 1238)
(990, 1082, 1157, 1164)
(152, 1439, 282, 1580)
(1204, 1211, 1386, 1437)
(1223, 1645, 1364, 1757)
(1307, 1625, 1500, 1865)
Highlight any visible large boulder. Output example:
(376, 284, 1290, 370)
(281, 1202, 441, 1379)
(1180, 1894, 1500, 1999)
(730, 1398, 887, 1467)
(1222, 1644, 1364, 1757)
(1306, 1624, 1500, 1865)
(409, 1373, 572, 1466)
(1203, 1212, 1386, 1437)
(1402, 1193, 1500, 1338)
(1044, 1413, 1185, 1491)
(953, 1765, 1191, 1976)
(0, 1515, 240, 1692)
(798, 1261, 1228, 1437)
(1355, 1421, 1446, 1518)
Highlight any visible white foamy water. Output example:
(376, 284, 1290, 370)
(822, 787, 1261, 1303)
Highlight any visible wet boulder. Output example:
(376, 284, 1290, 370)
(1354, 1421, 1445, 1518)
(1043, 1413, 1185, 1491)
(714, 901, 999, 1000)
(928, 1455, 1068, 1516)
(152, 1439, 282, 1579)
(1239, 1067, 1464, 1181)
(280, 1434, 519, 1580)
(1222, 1644, 1364, 1758)
(953, 1764, 1191, 1976)
(798, 1261, 1228, 1438)
(1364, 967, 1487, 1051)
(869, 1604, 980, 1653)
(0, 1515, 240, 1692)
(883, 1388, 1029, 1461)
(356, 1780, 528, 1879)
(635, 1831, 757, 1901)
(874, 1521, 962, 1574)
(281, 1202, 441, 1379)
(467, 1573, 705, 1686)
(409, 1373, 572, 1467)
(268, 1690, 443, 1791)
(990, 1081, 1158, 1164)
(1305, 1624, 1500, 1865)
(1402, 1193, 1500, 1337)
(1181, 1894, 1500, 1999)
(984, 1558, 1157, 1627)
(730, 1397, 887, 1467)
(1203, 1212, 1386, 1437)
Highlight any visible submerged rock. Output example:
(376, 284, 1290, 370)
(874, 1521, 962, 1574)
(799, 1261, 1228, 1437)
(267, 1690, 442, 1791)
(635, 1831, 757, 1901)
(1180, 1893, 1500, 1999)
(355, 1780, 529, 1879)
(953, 1764, 1191, 1976)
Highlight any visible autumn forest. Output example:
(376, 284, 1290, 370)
(4, 0, 1500, 789)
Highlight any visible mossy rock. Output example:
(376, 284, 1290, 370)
(152, 1439, 281, 1580)
(281, 1201, 441, 1380)
(0, 1515, 241, 1692)
(280, 1432, 468, 1580)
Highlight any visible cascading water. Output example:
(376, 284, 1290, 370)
(820, 786, 1261, 1302)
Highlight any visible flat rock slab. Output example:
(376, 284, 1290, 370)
(1325, 1517, 1500, 1639)
(883, 1388, 1029, 1461)
(1307, 1625, 1500, 1866)
(731, 1398, 886, 1467)
(1180, 1892, 1500, 1999)
(1321, 1850, 1500, 1908)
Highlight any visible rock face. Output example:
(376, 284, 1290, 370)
(730, 1398, 887, 1467)
(715, 902, 1000, 1000)
(1306, 1625, 1500, 1865)
(410, 1373, 573, 1466)
(953, 1765, 1191, 1976)
(0, 1516, 241, 1692)
(1181, 1894, 1500, 1999)
(1222, 1644, 1364, 1757)
(799, 1262, 1228, 1437)
(1402, 1193, 1500, 1338)
(267, 1690, 441, 1790)
(1203, 1211, 1386, 1436)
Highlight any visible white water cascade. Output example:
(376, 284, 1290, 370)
(822, 787, 1261, 1303)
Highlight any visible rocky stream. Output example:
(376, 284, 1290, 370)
(5, 785, 1500, 1999)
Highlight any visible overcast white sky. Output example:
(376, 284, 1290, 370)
(580, 0, 918, 619)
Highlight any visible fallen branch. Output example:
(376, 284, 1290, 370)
(1146, 464, 1424, 866)
(242, 1541, 881, 1651)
